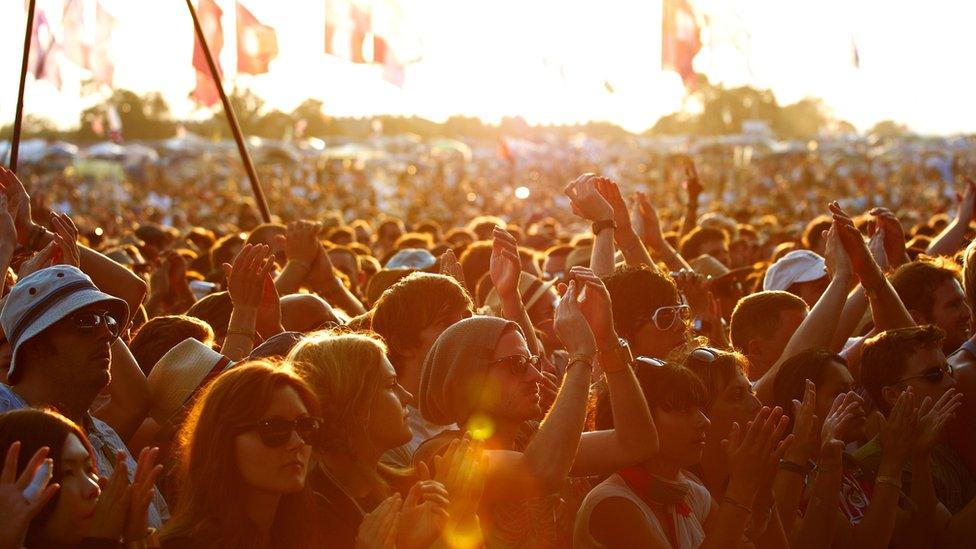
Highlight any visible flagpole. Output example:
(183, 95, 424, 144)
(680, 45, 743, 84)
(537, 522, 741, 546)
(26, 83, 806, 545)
(9, 0, 36, 171)
(185, 0, 272, 223)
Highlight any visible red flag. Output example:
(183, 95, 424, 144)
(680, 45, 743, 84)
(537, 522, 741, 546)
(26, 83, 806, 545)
(28, 9, 62, 89)
(325, 0, 372, 63)
(62, 0, 89, 68)
(192, 0, 224, 107)
(662, 0, 701, 89)
(236, 2, 278, 74)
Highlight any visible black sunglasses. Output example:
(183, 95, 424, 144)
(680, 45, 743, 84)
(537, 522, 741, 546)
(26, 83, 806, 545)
(70, 311, 120, 337)
(491, 354, 541, 377)
(236, 415, 323, 447)
(892, 363, 953, 386)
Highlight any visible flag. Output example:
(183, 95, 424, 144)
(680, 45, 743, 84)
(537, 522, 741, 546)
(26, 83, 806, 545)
(325, 0, 369, 62)
(62, 0, 89, 68)
(192, 0, 224, 107)
(236, 1, 278, 74)
(106, 105, 122, 143)
(90, 2, 117, 86)
(662, 0, 701, 89)
(851, 36, 860, 69)
(28, 9, 62, 89)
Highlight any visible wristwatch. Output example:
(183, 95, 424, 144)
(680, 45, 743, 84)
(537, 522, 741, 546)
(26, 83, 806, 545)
(591, 219, 616, 235)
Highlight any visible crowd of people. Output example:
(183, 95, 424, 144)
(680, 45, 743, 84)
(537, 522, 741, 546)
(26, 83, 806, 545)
(0, 131, 976, 548)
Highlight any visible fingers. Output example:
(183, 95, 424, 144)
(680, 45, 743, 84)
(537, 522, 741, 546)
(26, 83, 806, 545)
(16, 446, 51, 491)
(2, 441, 21, 485)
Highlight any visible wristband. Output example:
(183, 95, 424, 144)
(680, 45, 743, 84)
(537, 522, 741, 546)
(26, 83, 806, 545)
(226, 327, 256, 340)
(567, 357, 593, 371)
(721, 495, 752, 515)
(875, 475, 902, 490)
(778, 459, 812, 477)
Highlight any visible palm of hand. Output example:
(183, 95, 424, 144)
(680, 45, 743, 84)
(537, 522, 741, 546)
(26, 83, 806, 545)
(490, 255, 519, 294)
(398, 502, 444, 549)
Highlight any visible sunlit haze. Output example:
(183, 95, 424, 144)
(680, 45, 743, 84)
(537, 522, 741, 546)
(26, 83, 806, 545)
(2, 0, 974, 135)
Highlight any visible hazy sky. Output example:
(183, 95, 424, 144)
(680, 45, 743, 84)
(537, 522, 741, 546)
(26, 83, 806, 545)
(1, 0, 974, 135)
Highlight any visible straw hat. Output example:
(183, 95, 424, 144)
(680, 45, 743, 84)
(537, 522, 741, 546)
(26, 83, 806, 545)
(147, 338, 232, 426)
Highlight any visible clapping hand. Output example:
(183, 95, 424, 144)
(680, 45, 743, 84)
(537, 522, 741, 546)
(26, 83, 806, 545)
(828, 202, 885, 290)
(564, 174, 614, 222)
(397, 462, 450, 549)
(877, 388, 918, 472)
(785, 379, 820, 464)
(50, 211, 80, 268)
(0, 166, 35, 247)
(915, 388, 963, 456)
(489, 226, 521, 302)
(439, 248, 466, 288)
(554, 280, 597, 358)
(567, 266, 616, 348)
(356, 494, 402, 549)
(633, 191, 665, 250)
(222, 244, 276, 312)
(724, 406, 793, 506)
(0, 443, 59, 549)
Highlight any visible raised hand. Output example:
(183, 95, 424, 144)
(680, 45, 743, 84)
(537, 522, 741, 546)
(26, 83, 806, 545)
(594, 177, 634, 234)
(633, 191, 665, 250)
(554, 280, 597, 357)
(222, 244, 276, 312)
(0, 443, 59, 549)
(0, 166, 35, 246)
(16, 241, 57, 278)
(568, 266, 616, 347)
(49, 211, 80, 268)
(829, 202, 884, 290)
(397, 463, 450, 549)
(355, 494, 402, 549)
(280, 220, 322, 268)
(724, 406, 793, 506)
(434, 437, 488, 547)
(869, 207, 909, 270)
(255, 274, 284, 339)
(88, 452, 132, 540)
(0, 194, 17, 253)
(955, 178, 976, 226)
(439, 248, 466, 288)
(785, 379, 820, 464)
(915, 388, 963, 456)
(303, 244, 341, 293)
(489, 226, 521, 302)
(564, 174, 614, 222)
(877, 388, 918, 475)
(123, 447, 163, 543)
(822, 222, 854, 286)
(820, 391, 865, 447)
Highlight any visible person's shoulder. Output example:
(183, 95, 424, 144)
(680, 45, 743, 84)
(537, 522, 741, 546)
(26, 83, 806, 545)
(587, 495, 656, 547)
(0, 383, 26, 413)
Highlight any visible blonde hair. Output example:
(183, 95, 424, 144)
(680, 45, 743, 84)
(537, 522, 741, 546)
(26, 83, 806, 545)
(288, 330, 389, 453)
(288, 330, 409, 499)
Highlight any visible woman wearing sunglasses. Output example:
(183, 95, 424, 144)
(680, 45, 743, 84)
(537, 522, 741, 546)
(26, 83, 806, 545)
(0, 408, 162, 548)
(578, 360, 792, 548)
(160, 361, 327, 548)
(288, 330, 452, 549)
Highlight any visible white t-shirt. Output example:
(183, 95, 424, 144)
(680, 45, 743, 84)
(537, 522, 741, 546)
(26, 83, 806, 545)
(574, 471, 711, 549)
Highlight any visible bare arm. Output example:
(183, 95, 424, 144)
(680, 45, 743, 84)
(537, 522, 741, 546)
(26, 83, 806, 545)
(306, 245, 366, 316)
(219, 244, 276, 361)
(633, 191, 692, 271)
(679, 159, 702, 238)
(93, 339, 151, 442)
(926, 178, 975, 258)
(595, 178, 656, 268)
(273, 221, 321, 295)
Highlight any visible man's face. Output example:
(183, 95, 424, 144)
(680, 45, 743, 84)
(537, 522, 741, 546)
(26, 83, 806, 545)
(28, 303, 118, 394)
(701, 238, 730, 266)
(886, 345, 956, 410)
(792, 276, 830, 308)
(747, 307, 807, 380)
(927, 279, 972, 353)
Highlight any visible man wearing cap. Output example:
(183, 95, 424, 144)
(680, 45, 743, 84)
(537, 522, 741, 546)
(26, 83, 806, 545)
(0, 265, 169, 527)
(763, 249, 830, 307)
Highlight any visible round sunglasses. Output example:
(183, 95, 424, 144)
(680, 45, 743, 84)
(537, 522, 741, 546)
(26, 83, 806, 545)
(236, 415, 324, 447)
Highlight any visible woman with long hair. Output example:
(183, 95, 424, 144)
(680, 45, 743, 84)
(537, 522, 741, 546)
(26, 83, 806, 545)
(0, 408, 161, 548)
(288, 330, 458, 548)
(160, 361, 326, 548)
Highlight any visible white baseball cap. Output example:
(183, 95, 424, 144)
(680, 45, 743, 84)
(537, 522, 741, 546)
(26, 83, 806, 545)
(1, 266, 128, 381)
(763, 250, 827, 292)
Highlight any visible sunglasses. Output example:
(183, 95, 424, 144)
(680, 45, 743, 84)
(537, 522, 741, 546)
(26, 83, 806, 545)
(70, 311, 121, 337)
(686, 347, 720, 368)
(634, 356, 667, 374)
(892, 363, 953, 386)
(640, 304, 691, 331)
(236, 415, 323, 448)
(491, 354, 541, 377)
